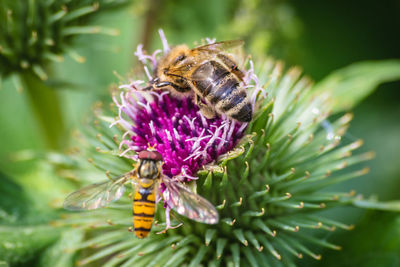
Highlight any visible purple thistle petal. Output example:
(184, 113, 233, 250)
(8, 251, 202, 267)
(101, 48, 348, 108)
(114, 91, 246, 179)
(158, 29, 170, 53)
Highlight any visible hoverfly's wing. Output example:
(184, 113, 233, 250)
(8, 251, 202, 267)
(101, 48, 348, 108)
(163, 178, 219, 224)
(193, 40, 244, 52)
(63, 174, 130, 211)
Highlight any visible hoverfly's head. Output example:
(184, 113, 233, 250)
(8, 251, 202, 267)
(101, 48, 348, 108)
(138, 150, 163, 161)
(137, 149, 163, 179)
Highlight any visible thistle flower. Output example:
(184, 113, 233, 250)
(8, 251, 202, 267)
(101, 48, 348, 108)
(57, 31, 395, 266)
(112, 89, 247, 180)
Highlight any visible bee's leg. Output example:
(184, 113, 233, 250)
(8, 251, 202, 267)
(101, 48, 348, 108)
(155, 81, 191, 93)
(195, 94, 216, 119)
(142, 78, 160, 91)
(217, 53, 245, 80)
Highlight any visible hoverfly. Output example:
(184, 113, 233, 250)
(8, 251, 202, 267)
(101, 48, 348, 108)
(145, 40, 253, 122)
(64, 150, 219, 238)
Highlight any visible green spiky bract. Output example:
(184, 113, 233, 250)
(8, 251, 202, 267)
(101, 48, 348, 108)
(57, 58, 397, 267)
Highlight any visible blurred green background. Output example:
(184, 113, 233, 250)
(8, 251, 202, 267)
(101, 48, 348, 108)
(0, 0, 399, 266)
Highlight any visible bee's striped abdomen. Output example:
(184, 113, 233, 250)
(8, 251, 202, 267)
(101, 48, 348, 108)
(133, 188, 156, 239)
(192, 60, 252, 122)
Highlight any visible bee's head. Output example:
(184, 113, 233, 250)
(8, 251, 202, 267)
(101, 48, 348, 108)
(154, 45, 192, 87)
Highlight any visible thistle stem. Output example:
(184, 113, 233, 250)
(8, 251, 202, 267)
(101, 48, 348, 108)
(21, 71, 67, 150)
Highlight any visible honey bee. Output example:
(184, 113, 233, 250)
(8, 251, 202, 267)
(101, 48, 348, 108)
(145, 40, 253, 122)
(63, 149, 219, 238)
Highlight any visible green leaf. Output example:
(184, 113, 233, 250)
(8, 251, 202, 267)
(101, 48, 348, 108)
(314, 60, 400, 113)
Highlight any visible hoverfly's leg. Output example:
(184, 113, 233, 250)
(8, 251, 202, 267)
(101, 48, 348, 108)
(195, 94, 216, 119)
(156, 206, 183, 234)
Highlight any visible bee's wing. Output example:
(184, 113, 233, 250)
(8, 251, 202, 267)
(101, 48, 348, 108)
(193, 40, 244, 52)
(163, 179, 219, 224)
(165, 40, 244, 81)
(189, 61, 215, 81)
(63, 174, 131, 211)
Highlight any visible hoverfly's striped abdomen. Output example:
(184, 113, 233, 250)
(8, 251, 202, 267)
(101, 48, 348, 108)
(133, 186, 156, 238)
(191, 60, 252, 122)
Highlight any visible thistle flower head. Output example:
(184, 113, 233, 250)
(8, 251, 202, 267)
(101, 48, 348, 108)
(113, 91, 247, 179)
(112, 31, 254, 182)
(57, 31, 382, 266)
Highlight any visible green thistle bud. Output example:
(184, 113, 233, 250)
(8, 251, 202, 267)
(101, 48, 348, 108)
(0, 0, 129, 79)
(0, 0, 130, 150)
(56, 34, 398, 266)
